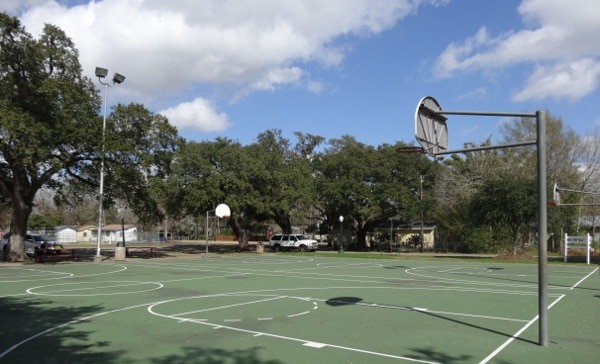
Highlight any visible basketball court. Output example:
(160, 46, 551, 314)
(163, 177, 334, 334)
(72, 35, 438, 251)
(1, 255, 597, 363)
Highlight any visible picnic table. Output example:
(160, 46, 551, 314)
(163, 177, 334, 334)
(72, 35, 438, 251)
(125, 246, 157, 258)
(35, 248, 80, 263)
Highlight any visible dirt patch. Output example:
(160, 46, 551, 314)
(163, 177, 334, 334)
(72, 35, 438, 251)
(494, 253, 535, 261)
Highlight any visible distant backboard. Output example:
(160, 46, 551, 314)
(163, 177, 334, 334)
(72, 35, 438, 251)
(414, 96, 448, 156)
(552, 183, 561, 206)
(215, 203, 231, 218)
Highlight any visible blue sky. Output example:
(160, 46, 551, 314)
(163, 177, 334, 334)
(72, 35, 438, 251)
(4, 0, 600, 151)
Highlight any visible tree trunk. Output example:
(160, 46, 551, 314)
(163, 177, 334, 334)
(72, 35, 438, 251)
(229, 214, 249, 250)
(5, 199, 32, 261)
(511, 228, 519, 256)
(355, 227, 367, 250)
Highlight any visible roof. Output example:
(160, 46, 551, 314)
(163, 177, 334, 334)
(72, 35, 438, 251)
(99, 224, 136, 231)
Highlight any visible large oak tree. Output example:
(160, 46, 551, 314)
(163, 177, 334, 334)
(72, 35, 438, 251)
(0, 15, 181, 260)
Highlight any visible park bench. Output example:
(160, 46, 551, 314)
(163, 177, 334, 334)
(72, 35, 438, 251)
(35, 248, 80, 263)
(126, 246, 156, 258)
(564, 233, 592, 265)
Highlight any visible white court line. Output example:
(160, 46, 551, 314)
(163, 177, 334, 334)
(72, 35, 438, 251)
(438, 267, 463, 273)
(7, 259, 590, 363)
(309, 297, 530, 323)
(479, 266, 598, 363)
(287, 310, 310, 318)
(478, 295, 566, 364)
(187, 319, 440, 363)
(25, 281, 163, 296)
(0, 302, 150, 359)
(176, 295, 286, 317)
(569, 267, 598, 290)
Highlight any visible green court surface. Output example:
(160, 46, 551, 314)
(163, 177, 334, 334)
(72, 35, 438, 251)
(0, 255, 598, 363)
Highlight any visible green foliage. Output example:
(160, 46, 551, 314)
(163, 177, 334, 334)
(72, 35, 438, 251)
(0, 15, 182, 259)
(462, 226, 508, 254)
(0, 14, 101, 259)
(27, 214, 59, 230)
(315, 138, 437, 249)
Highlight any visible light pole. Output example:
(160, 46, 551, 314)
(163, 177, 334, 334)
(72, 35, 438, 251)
(338, 215, 344, 254)
(94, 67, 125, 260)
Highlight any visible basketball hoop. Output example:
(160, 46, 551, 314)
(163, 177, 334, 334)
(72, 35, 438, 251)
(215, 203, 231, 218)
(397, 146, 427, 154)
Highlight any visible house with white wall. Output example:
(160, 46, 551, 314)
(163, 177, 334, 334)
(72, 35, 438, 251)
(55, 226, 77, 244)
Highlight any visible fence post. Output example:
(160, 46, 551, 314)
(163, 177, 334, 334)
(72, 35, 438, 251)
(586, 233, 591, 265)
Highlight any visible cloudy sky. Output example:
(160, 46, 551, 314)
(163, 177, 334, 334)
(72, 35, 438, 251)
(3, 0, 600, 150)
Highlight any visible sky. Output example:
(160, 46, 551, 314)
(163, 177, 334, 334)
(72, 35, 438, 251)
(3, 0, 600, 151)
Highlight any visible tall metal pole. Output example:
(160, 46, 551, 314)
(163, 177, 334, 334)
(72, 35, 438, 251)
(205, 210, 213, 258)
(537, 110, 548, 346)
(338, 216, 344, 254)
(420, 175, 424, 252)
(96, 82, 108, 259)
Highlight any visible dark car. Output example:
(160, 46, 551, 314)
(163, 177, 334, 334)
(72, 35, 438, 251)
(1, 233, 63, 256)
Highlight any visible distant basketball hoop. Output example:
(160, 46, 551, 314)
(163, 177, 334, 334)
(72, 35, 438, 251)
(553, 183, 561, 206)
(552, 183, 600, 206)
(215, 203, 231, 218)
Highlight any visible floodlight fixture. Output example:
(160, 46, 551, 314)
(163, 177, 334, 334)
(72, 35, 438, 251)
(95, 67, 108, 78)
(112, 73, 126, 84)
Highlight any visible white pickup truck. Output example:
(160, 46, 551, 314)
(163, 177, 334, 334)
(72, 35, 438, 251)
(268, 234, 319, 252)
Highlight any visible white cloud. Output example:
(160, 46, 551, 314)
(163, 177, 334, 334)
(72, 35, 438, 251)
(0, 0, 48, 15)
(14, 0, 425, 135)
(159, 98, 231, 133)
(18, 0, 419, 96)
(513, 59, 600, 102)
(249, 67, 304, 92)
(457, 87, 488, 101)
(434, 0, 600, 102)
(307, 80, 326, 95)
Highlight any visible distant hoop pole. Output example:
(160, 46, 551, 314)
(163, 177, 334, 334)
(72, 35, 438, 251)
(206, 203, 231, 258)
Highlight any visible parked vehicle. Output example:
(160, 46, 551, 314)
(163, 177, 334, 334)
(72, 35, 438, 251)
(268, 234, 318, 252)
(1, 233, 63, 256)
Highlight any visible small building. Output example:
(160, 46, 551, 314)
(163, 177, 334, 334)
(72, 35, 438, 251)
(95, 224, 138, 244)
(372, 219, 436, 250)
(55, 226, 77, 244)
(77, 225, 97, 243)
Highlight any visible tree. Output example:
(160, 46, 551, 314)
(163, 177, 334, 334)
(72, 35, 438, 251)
(433, 141, 501, 249)
(499, 113, 582, 241)
(245, 130, 323, 234)
(469, 167, 537, 255)
(164, 138, 257, 247)
(0, 15, 100, 260)
(315, 137, 435, 250)
(0, 15, 182, 260)
(571, 128, 600, 233)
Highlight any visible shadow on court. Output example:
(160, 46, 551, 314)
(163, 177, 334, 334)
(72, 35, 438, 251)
(324, 295, 538, 346)
(0, 296, 117, 362)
